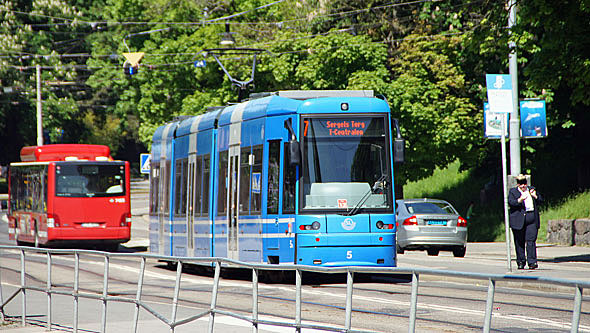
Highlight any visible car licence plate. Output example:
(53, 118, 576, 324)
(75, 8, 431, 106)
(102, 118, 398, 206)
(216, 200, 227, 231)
(427, 220, 447, 225)
(81, 223, 100, 228)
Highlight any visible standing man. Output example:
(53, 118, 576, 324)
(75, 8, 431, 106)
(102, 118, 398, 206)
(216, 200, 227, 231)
(508, 174, 541, 269)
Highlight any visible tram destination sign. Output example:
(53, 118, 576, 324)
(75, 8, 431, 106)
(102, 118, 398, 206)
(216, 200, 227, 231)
(304, 118, 383, 137)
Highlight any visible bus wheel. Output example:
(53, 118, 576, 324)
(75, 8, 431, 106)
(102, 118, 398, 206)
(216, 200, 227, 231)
(103, 243, 119, 252)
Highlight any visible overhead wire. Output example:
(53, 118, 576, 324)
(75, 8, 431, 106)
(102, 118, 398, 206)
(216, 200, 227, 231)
(1, 0, 483, 71)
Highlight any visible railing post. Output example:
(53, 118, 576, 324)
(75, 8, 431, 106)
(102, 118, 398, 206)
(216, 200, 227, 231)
(208, 261, 221, 333)
(74, 252, 79, 333)
(295, 268, 302, 333)
(101, 255, 110, 333)
(20, 249, 26, 327)
(344, 270, 354, 331)
(47, 252, 52, 331)
(571, 285, 583, 333)
(0, 248, 4, 322)
(170, 260, 183, 332)
(252, 268, 259, 333)
(408, 271, 419, 333)
(132, 257, 146, 333)
(483, 278, 496, 333)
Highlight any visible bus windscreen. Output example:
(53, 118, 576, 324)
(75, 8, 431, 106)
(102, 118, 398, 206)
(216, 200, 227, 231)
(55, 163, 125, 197)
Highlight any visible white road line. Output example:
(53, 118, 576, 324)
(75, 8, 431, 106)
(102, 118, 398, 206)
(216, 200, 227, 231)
(5, 252, 589, 332)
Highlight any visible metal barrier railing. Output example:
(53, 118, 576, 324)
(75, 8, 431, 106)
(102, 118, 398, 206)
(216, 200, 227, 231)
(0, 245, 588, 333)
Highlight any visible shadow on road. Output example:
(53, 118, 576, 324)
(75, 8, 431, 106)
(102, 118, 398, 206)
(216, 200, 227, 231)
(542, 254, 590, 263)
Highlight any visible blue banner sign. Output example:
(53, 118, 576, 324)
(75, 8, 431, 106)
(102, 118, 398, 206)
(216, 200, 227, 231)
(520, 100, 547, 138)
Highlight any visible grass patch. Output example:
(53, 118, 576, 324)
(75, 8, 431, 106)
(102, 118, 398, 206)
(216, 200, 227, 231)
(538, 191, 590, 242)
(403, 161, 590, 242)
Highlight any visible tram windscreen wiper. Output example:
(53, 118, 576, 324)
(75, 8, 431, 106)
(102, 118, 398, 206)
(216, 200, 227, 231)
(346, 175, 387, 216)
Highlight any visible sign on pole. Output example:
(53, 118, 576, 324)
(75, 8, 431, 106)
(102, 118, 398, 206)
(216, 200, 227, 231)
(483, 103, 509, 138)
(486, 73, 513, 272)
(520, 100, 548, 138)
(485, 74, 513, 114)
(140, 153, 151, 174)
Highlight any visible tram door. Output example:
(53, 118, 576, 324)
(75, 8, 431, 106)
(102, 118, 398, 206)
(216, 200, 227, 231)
(158, 160, 167, 254)
(187, 154, 196, 253)
(227, 145, 240, 259)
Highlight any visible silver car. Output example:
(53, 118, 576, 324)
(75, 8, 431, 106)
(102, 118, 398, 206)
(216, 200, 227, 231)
(395, 198, 467, 257)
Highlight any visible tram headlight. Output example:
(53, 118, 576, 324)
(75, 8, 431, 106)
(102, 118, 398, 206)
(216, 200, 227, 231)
(299, 221, 321, 231)
(376, 220, 394, 229)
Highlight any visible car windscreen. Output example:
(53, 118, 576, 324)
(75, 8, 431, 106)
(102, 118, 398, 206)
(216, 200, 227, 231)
(405, 201, 457, 215)
(55, 163, 125, 197)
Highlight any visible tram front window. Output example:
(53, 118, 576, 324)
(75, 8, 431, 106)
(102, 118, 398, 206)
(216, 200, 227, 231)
(301, 116, 392, 213)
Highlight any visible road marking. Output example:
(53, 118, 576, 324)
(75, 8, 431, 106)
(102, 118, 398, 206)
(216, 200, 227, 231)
(4, 252, 589, 332)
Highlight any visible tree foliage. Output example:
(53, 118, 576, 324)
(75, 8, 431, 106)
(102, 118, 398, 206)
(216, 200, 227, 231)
(1, 0, 590, 190)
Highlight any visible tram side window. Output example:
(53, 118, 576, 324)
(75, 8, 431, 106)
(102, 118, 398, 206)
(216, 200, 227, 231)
(163, 161, 171, 216)
(149, 162, 160, 214)
(283, 143, 296, 214)
(239, 147, 251, 215)
(217, 151, 228, 215)
(251, 145, 262, 214)
(202, 155, 210, 217)
(267, 141, 281, 214)
(194, 156, 202, 217)
(174, 159, 188, 216)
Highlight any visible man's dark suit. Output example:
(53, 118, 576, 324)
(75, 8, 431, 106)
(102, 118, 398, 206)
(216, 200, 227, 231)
(508, 186, 541, 268)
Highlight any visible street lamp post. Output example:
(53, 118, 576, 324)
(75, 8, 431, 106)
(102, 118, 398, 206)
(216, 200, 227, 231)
(36, 64, 43, 146)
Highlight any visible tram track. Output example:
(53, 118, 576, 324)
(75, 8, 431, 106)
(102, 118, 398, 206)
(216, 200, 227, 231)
(3, 250, 587, 332)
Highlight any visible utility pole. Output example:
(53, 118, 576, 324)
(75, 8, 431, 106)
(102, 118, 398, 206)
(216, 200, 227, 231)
(508, 0, 520, 175)
(36, 64, 43, 146)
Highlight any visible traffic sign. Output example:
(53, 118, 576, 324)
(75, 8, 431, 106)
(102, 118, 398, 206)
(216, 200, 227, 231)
(485, 74, 514, 113)
(140, 153, 151, 174)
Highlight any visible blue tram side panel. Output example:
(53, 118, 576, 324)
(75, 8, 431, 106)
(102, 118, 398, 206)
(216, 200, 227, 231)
(149, 90, 401, 267)
(149, 121, 180, 256)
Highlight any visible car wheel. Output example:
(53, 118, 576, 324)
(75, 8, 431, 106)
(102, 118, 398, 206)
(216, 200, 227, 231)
(426, 249, 439, 256)
(453, 246, 466, 257)
(396, 244, 404, 254)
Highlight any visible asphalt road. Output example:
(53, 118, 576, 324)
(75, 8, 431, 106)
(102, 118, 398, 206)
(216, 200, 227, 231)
(1, 180, 589, 332)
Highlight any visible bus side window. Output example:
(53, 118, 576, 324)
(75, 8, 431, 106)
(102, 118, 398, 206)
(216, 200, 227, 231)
(283, 142, 296, 214)
(267, 141, 281, 214)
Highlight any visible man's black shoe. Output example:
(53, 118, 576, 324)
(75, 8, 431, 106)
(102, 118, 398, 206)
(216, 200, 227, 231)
(528, 263, 538, 270)
(517, 263, 525, 269)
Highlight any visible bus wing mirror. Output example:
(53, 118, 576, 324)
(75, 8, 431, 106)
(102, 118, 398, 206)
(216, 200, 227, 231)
(392, 118, 405, 164)
(287, 140, 301, 166)
(393, 138, 405, 164)
(284, 118, 301, 166)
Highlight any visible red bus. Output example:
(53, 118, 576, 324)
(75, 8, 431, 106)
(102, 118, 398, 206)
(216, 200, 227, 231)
(7, 144, 131, 251)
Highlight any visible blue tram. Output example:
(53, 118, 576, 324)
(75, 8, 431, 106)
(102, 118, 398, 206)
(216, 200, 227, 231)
(149, 90, 404, 267)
